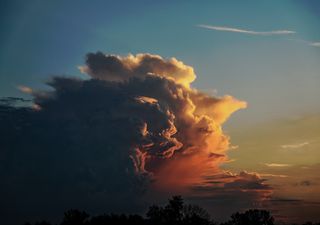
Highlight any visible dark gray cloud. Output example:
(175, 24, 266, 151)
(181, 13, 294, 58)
(295, 180, 313, 187)
(189, 171, 272, 221)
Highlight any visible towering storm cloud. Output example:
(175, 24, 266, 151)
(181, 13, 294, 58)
(78, 52, 248, 190)
(0, 52, 269, 224)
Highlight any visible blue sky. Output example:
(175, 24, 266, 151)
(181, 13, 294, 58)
(1, 0, 320, 127)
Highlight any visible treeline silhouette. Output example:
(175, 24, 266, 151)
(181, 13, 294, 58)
(24, 196, 319, 225)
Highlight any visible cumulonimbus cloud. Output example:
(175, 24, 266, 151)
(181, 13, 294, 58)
(0, 52, 272, 224)
(197, 24, 296, 36)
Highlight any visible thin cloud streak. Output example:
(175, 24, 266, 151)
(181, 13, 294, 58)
(197, 24, 296, 36)
(259, 173, 289, 178)
(17, 85, 33, 94)
(281, 142, 309, 149)
(287, 38, 320, 47)
(308, 42, 320, 47)
(265, 163, 292, 168)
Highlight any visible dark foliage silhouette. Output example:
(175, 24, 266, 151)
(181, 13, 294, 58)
(23, 196, 320, 225)
(146, 196, 214, 225)
(221, 209, 274, 225)
(90, 214, 145, 225)
(61, 210, 90, 225)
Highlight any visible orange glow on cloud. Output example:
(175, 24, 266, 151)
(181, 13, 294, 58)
(75, 52, 263, 198)
(83, 53, 249, 192)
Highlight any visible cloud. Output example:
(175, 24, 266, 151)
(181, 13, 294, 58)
(17, 85, 33, 94)
(189, 171, 272, 221)
(286, 38, 320, 47)
(79, 52, 196, 88)
(192, 171, 272, 198)
(281, 142, 309, 149)
(197, 24, 296, 36)
(308, 42, 320, 47)
(224, 171, 271, 190)
(228, 145, 239, 150)
(295, 180, 313, 187)
(259, 173, 289, 178)
(264, 163, 292, 168)
(267, 198, 320, 224)
(270, 198, 303, 203)
(260, 163, 320, 223)
(0, 52, 247, 224)
(0, 96, 31, 105)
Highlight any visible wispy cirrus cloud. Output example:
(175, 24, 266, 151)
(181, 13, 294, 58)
(264, 163, 292, 168)
(197, 24, 296, 36)
(281, 142, 309, 149)
(287, 38, 320, 47)
(309, 42, 320, 47)
(259, 173, 289, 178)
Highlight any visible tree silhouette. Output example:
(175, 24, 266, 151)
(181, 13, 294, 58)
(89, 213, 145, 225)
(61, 209, 90, 225)
(146, 196, 187, 225)
(34, 221, 52, 225)
(146, 196, 214, 225)
(182, 204, 213, 225)
(164, 196, 184, 224)
(22, 196, 320, 225)
(223, 209, 274, 225)
(146, 205, 165, 225)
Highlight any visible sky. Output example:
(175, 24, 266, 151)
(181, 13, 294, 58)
(1, 0, 320, 224)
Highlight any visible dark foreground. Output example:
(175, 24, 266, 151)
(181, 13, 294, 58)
(23, 196, 319, 225)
